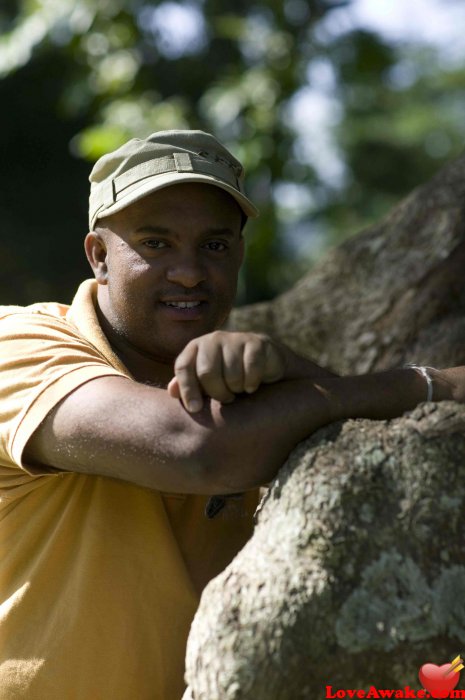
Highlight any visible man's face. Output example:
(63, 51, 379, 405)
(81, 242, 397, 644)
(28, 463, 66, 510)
(88, 182, 245, 364)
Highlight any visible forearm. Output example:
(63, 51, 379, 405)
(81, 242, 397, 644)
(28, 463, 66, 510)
(187, 369, 417, 494)
(190, 377, 334, 492)
(323, 368, 430, 421)
(34, 365, 461, 496)
(272, 337, 338, 379)
(189, 364, 464, 494)
(322, 365, 463, 421)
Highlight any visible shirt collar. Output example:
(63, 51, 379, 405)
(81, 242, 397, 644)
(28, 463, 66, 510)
(66, 279, 132, 378)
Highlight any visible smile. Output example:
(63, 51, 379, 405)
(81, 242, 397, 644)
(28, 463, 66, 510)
(162, 301, 202, 308)
(159, 300, 207, 320)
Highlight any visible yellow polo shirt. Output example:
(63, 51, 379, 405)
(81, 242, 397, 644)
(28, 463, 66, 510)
(0, 279, 258, 700)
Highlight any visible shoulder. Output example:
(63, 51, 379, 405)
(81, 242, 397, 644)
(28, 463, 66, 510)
(0, 301, 70, 321)
(0, 301, 73, 338)
(0, 299, 116, 373)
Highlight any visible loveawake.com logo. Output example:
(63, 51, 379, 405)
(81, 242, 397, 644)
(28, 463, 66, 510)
(325, 654, 465, 699)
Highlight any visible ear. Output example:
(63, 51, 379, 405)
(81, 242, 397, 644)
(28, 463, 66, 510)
(84, 232, 108, 285)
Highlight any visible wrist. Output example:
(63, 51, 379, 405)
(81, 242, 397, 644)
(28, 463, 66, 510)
(404, 364, 435, 402)
(428, 368, 457, 402)
(404, 364, 456, 403)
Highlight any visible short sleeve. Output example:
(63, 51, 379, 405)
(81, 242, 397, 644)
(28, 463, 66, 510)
(0, 311, 128, 475)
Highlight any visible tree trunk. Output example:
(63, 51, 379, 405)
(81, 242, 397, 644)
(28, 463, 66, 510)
(184, 152, 465, 699)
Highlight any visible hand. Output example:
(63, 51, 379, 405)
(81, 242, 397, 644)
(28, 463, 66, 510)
(167, 330, 286, 412)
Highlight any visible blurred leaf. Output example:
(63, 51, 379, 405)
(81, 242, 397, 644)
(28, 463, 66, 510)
(71, 124, 129, 160)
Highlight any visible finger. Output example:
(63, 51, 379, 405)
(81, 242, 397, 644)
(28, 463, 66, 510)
(242, 338, 267, 393)
(222, 341, 246, 394)
(174, 342, 204, 412)
(196, 340, 235, 403)
(262, 340, 286, 384)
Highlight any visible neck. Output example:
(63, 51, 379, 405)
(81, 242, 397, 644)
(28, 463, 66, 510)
(95, 304, 175, 388)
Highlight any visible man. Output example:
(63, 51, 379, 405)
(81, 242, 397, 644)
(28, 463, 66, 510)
(0, 130, 461, 700)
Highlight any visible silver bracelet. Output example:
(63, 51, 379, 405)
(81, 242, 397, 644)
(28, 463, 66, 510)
(404, 363, 436, 402)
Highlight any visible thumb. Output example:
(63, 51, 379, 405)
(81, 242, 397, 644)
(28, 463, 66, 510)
(167, 376, 181, 398)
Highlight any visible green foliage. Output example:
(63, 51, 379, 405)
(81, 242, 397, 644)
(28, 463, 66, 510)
(1, 0, 464, 305)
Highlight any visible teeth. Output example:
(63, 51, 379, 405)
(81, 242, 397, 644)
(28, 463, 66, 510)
(164, 301, 202, 308)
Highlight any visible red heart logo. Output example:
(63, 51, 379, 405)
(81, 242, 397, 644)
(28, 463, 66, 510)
(419, 663, 460, 698)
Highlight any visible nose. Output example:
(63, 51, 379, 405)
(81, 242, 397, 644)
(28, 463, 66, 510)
(165, 251, 207, 288)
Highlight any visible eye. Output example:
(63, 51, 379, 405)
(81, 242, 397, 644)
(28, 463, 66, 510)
(204, 240, 228, 251)
(143, 239, 167, 249)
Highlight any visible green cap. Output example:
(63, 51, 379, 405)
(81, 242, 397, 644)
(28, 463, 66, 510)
(88, 129, 259, 230)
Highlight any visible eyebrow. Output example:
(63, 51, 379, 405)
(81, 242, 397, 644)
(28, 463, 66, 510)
(133, 225, 236, 238)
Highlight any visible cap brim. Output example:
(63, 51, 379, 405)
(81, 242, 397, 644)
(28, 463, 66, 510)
(90, 172, 259, 230)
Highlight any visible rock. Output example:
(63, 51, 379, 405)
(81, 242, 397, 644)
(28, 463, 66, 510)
(185, 152, 465, 698)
